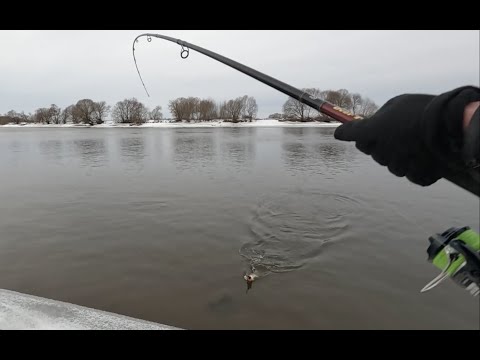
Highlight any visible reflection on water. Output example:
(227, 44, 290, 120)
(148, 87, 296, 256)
(5, 140, 28, 167)
(220, 128, 256, 171)
(282, 127, 354, 176)
(172, 131, 216, 172)
(39, 139, 65, 164)
(314, 142, 352, 172)
(9, 140, 27, 153)
(221, 142, 253, 167)
(119, 137, 145, 171)
(72, 139, 108, 168)
(282, 127, 307, 137)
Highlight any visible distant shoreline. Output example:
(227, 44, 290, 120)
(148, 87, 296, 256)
(1, 120, 341, 129)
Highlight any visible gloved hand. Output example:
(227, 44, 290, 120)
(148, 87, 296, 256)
(334, 86, 480, 187)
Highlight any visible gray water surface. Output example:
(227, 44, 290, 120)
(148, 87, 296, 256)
(0, 127, 478, 329)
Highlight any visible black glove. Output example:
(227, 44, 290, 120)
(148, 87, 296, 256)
(334, 86, 480, 187)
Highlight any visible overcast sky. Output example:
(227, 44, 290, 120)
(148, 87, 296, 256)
(1, 30, 478, 118)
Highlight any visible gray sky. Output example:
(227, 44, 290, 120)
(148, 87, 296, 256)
(1, 30, 479, 118)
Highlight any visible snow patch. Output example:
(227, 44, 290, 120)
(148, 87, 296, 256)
(0, 289, 179, 330)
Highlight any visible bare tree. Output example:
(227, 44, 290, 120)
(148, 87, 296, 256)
(70, 105, 82, 124)
(225, 96, 246, 122)
(112, 98, 148, 124)
(282, 99, 302, 121)
(74, 99, 96, 125)
(33, 108, 53, 124)
(325, 89, 353, 109)
(149, 106, 163, 121)
(8, 108, 47, 124)
(169, 98, 187, 121)
(217, 100, 228, 120)
(244, 96, 258, 121)
(350, 93, 363, 115)
(60, 105, 74, 124)
(49, 104, 61, 124)
(168, 97, 200, 121)
(185, 97, 200, 121)
(359, 97, 378, 117)
(316, 89, 358, 122)
(196, 99, 216, 121)
(205, 98, 217, 120)
(268, 113, 283, 120)
(239, 95, 248, 119)
(19, 111, 31, 123)
(6, 110, 23, 124)
(93, 101, 110, 124)
(283, 88, 320, 121)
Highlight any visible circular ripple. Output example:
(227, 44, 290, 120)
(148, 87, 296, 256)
(240, 191, 363, 276)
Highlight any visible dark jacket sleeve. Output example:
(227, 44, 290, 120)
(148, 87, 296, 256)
(423, 86, 480, 195)
(463, 105, 480, 167)
(422, 86, 480, 165)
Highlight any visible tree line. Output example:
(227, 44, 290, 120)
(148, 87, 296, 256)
(0, 98, 163, 126)
(168, 95, 258, 123)
(1, 88, 378, 125)
(0, 95, 258, 125)
(269, 88, 378, 122)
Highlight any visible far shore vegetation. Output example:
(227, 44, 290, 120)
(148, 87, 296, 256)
(1, 89, 378, 126)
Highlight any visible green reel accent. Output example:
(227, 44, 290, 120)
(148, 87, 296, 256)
(432, 229, 480, 275)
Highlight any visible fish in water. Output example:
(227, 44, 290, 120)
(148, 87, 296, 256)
(243, 265, 259, 293)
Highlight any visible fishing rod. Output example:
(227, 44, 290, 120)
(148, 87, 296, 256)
(132, 33, 362, 123)
(132, 33, 479, 197)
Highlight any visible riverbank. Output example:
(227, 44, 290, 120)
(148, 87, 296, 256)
(1, 120, 341, 128)
(0, 289, 179, 330)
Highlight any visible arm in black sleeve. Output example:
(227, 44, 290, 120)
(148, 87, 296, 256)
(334, 86, 480, 193)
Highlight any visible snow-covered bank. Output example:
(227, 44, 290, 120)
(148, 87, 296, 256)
(1, 120, 341, 129)
(0, 288, 179, 330)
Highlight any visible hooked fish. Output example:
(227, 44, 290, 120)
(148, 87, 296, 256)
(243, 266, 259, 293)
